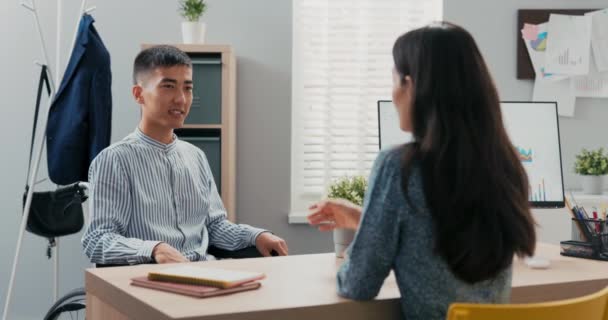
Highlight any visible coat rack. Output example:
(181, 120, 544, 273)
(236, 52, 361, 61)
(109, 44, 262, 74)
(2, 1, 95, 319)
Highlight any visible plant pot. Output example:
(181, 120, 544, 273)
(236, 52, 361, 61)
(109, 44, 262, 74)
(333, 228, 356, 258)
(581, 175, 605, 195)
(181, 21, 206, 44)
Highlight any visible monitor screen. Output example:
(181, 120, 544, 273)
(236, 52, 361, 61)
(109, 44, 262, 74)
(377, 100, 411, 150)
(500, 101, 564, 208)
(377, 100, 565, 208)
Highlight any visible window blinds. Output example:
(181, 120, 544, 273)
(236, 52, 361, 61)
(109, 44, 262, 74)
(291, 0, 442, 210)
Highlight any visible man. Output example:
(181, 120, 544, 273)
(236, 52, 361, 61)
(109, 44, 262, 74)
(82, 45, 288, 265)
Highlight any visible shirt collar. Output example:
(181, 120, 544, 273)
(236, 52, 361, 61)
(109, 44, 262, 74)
(134, 127, 178, 152)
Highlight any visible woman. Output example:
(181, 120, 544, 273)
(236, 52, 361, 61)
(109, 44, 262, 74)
(308, 22, 536, 320)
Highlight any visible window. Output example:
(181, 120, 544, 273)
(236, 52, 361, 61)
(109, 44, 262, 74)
(290, 0, 442, 218)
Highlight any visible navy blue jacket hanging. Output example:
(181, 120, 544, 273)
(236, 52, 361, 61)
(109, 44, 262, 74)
(46, 14, 112, 185)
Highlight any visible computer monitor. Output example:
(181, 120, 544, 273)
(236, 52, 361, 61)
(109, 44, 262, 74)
(377, 100, 411, 149)
(377, 100, 565, 208)
(500, 101, 564, 208)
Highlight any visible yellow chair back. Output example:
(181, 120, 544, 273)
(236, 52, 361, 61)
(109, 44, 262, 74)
(447, 286, 608, 320)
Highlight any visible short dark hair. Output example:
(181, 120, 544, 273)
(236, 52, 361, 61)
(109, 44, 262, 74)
(133, 45, 192, 84)
(394, 22, 535, 284)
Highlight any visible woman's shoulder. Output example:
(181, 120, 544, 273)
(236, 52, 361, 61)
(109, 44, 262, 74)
(373, 143, 424, 200)
(375, 143, 417, 174)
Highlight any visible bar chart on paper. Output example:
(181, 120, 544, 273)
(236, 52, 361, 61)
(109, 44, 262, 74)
(544, 14, 592, 75)
(557, 49, 584, 66)
(571, 75, 608, 98)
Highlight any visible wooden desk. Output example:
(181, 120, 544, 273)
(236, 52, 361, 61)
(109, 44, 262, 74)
(86, 243, 608, 320)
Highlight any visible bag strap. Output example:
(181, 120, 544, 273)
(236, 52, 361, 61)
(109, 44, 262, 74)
(26, 65, 51, 186)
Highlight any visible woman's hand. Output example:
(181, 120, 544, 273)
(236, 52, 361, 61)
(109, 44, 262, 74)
(307, 199, 362, 231)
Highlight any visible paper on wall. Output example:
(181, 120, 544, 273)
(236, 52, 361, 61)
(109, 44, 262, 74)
(521, 22, 568, 81)
(533, 77, 576, 117)
(570, 57, 608, 98)
(545, 14, 592, 75)
(522, 23, 539, 41)
(585, 9, 608, 72)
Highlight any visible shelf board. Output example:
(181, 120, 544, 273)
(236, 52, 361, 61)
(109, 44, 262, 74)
(181, 124, 223, 129)
(141, 44, 233, 54)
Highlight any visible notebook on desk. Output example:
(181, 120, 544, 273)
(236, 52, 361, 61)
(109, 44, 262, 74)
(147, 265, 266, 289)
(131, 276, 261, 298)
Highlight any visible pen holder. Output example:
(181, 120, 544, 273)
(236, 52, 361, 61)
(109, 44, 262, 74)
(560, 218, 608, 261)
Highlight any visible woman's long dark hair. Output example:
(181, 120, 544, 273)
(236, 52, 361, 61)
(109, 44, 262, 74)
(394, 22, 536, 284)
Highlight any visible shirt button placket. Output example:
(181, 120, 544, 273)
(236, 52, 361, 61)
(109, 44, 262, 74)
(168, 149, 187, 250)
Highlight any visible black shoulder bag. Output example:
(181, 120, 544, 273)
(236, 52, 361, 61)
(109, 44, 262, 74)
(22, 65, 87, 252)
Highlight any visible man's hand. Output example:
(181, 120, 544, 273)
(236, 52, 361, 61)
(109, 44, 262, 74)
(152, 242, 189, 264)
(255, 232, 288, 257)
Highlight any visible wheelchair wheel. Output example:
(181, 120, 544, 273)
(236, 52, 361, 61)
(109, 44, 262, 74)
(43, 287, 86, 320)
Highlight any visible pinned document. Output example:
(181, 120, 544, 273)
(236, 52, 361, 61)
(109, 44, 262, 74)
(571, 57, 608, 98)
(521, 22, 567, 81)
(533, 77, 576, 117)
(545, 14, 592, 75)
(521, 23, 547, 76)
(522, 23, 540, 41)
(585, 9, 608, 72)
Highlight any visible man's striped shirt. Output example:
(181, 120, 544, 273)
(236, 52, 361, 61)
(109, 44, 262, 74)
(81, 127, 265, 265)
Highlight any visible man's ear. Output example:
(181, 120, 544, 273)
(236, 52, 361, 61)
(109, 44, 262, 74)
(132, 84, 144, 105)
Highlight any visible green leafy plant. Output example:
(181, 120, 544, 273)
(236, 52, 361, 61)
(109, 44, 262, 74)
(179, 0, 207, 22)
(327, 176, 368, 206)
(575, 148, 608, 176)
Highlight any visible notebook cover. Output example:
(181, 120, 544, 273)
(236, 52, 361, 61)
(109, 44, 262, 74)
(147, 265, 266, 289)
(130, 276, 261, 298)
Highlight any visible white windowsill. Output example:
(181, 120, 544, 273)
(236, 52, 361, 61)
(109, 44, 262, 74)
(288, 211, 309, 224)
(568, 189, 608, 199)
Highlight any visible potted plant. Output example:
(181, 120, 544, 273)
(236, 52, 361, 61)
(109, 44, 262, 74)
(179, 0, 207, 44)
(327, 175, 367, 206)
(575, 148, 608, 194)
(326, 176, 367, 257)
